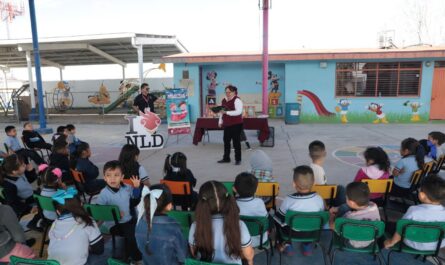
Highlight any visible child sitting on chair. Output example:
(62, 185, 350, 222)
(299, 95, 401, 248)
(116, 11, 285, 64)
(234, 172, 268, 248)
(385, 175, 445, 251)
(309, 140, 327, 185)
(249, 150, 274, 182)
(49, 139, 73, 185)
(22, 122, 52, 151)
(4, 125, 44, 165)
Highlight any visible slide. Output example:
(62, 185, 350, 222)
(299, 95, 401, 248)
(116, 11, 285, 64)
(297, 90, 335, 116)
(103, 85, 139, 114)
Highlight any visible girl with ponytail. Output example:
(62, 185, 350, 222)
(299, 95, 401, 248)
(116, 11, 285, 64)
(135, 184, 188, 265)
(163, 152, 198, 209)
(48, 188, 104, 265)
(391, 138, 426, 197)
(38, 164, 64, 221)
(189, 181, 254, 265)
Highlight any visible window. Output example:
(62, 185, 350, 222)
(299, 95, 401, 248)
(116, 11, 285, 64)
(336, 62, 422, 97)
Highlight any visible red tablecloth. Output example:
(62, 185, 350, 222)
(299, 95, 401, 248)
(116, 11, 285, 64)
(193, 118, 270, 145)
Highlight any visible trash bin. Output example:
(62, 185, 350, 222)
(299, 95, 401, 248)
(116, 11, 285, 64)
(285, 103, 301, 124)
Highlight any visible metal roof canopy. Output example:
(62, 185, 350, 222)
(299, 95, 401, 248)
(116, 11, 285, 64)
(0, 32, 188, 69)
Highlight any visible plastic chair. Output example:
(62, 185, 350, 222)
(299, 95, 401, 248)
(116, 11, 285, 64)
(107, 258, 128, 265)
(10, 256, 60, 265)
(33, 194, 58, 257)
(122, 179, 135, 187)
(255, 182, 280, 212)
(167, 210, 195, 238)
(185, 258, 237, 265)
(361, 179, 393, 221)
(387, 219, 445, 265)
(422, 161, 436, 177)
(279, 211, 329, 265)
(70, 169, 100, 203)
(21, 135, 49, 160)
(240, 215, 273, 265)
(84, 204, 122, 258)
(160, 180, 193, 210)
(311, 184, 338, 208)
(432, 155, 445, 174)
(221, 181, 235, 195)
(329, 218, 385, 265)
(409, 169, 425, 204)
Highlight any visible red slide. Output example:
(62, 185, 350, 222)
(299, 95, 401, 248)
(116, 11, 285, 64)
(297, 90, 335, 116)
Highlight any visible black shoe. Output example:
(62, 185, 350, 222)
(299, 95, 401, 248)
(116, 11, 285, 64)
(26, 238, 36, 247)
(235, 161, 241, 165)
(217, 159, 231, 163)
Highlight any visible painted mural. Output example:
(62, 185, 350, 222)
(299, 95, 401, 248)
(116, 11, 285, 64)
(268, 70, 283, 118)
(335, 99, 351, 123)
(367, 102, 389, 124)
(404, 101, 422, 122)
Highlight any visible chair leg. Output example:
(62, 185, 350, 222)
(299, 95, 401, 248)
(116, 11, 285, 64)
(387, 250, 394, 265)
(331, 249, 338, 265)
(39, 224, 50, 258)
(112, 235, 116, 258)
(318, 243, 328, 265)
(264, 248, 269, 265)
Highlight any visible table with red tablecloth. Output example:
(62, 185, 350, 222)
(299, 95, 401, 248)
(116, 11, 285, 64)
(192, 117, 270, 145)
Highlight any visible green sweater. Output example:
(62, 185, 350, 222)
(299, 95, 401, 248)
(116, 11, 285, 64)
(0, 204, 26, 258)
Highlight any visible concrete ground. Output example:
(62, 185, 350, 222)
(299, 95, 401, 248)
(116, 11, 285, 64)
(2, 118, 444, 265)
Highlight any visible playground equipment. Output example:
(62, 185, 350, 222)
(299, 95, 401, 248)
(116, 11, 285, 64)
(88, 83, 111, 105)
(52, 81, 73, 112)
(1, 83, 28, 115)
(103, 80, 139, 114)
(297, 90, 335, 116)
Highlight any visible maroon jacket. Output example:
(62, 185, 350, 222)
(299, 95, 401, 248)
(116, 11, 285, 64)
(221, 96, 243, 127)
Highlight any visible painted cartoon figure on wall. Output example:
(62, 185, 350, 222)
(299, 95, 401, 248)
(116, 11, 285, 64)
(335, 99, 351, 123)
(268, 71, 280, 93)
(367, 102, 389, 124)
(403, 100, 422, 122)
(268, 71, 283, 117)
(206, 71, 218, 96)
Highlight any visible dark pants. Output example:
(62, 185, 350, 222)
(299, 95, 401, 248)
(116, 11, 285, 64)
(84, 179, 106, 194)
(223, 123, 243, 162)
(16, 148, 44, 165)
(111, 218, 142, 261)
(28, 142, 52, 150)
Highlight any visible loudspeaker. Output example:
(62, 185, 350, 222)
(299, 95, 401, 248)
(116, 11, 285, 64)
(182, 70, 189, 79)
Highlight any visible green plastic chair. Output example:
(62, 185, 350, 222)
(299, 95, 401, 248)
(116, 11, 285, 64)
(329, 218, 385, 265)
(221, 181, 235, 195)
(240, 215, 272, 265)
(107, 258, 129, 265)
(185, 258, 237, 265)
(9, 255, 60, 265)
(33, 194, 58, 257)
(387, 219, 445, 265)
(280, 211, 329, 265)
(84, 204, 122, 258)
(167, 210, 195, 238)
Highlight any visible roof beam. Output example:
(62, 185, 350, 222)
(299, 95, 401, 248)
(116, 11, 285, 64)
(40, 58, 65, 69)
(18, 43, 89, 52)
(87, 44, 126, 66)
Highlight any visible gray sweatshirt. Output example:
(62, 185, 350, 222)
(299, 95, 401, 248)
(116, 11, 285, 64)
(0, 204, 27, 258)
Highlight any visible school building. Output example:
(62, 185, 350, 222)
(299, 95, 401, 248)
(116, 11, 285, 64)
(159, 47, 445, 124)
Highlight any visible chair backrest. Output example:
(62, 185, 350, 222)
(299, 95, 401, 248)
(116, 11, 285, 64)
(167, 210, 195, 237)
(185, 258, 237, 265)
(335, 217, 385, 242)
(423, 161, 436, 176)
(311, 184, 337, 200)
(434, 155, 445, 173)
(221, 181, 235, 195)
(255, 182, 279, 197)
(361, 179, 393, 194)
(410, 169, 424, 189)
(3, 143, 9, 153)
(33, 194, 57, 212)
(160, 179, 191, 195)
(107, 258, 128, 265)
(122, 179, 135, 187)
(84, 204, 121, 224)
(10, 255, 60, 265)
(285, 211, 329, 232)
(70, 169, 85, 184)
(396, 219, 445, 248)
(240, 215, 269, 237)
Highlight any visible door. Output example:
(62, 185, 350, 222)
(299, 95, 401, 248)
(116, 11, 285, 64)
(431, 62, 445, 120)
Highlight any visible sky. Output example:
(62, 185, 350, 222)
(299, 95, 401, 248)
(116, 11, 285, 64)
(1, 0, 445, 82)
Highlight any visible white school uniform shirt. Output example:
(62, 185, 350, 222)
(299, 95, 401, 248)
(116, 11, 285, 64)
(310, 163, 327, 185)
(188, 214, 251, 265)
(48, 214, 102, 265)
(236, 197, 268, 247)
(402, 204, 445, 251)
(274, 192, 325, 226)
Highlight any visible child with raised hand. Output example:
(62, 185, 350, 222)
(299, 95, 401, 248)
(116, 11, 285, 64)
(163, 152, 197, 209)
(329, 182, 380, 248)
(309, 140, 327, 185)
(48, 187, 104, 265)
(234, 172, 268, 247)
(428, 131, 445, 159)
(353, 147, 390, 199)
(0, 204, 36, 263)
(385, 175, 445, 251)
(49, 139, 73, 185)
(71, 142, 105, 193)
(391, 138, 425, 197)
(189, 181, 254, 265)
(135, 184, 188, 265)
(119, 144, 150, 187)
(38, 164, 64, 221)
(97, 160, 142, 263)
(0, 155, 40, 230)
(273, 165, 325, 256)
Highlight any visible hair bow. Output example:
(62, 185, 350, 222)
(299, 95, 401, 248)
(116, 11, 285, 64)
(52, 168, 62, 179)
(38, 164, 49, 173)
(148, 189, 163, 228)
(52, 187, 78, 205)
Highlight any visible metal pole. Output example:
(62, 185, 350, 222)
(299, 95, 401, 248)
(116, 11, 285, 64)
(137, 45, 144, 85)
(25, 51, 36, 112)
(261, 0, 269, 115)
(28, 0, 51, 132)
(122, 66, 126, 80)
(59, 68, 63, 81)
